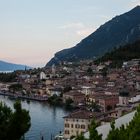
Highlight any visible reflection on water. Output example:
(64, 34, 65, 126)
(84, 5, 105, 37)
(0, 96, 69, 140)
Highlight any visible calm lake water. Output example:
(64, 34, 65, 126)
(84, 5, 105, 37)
(0, 95, 69, 140)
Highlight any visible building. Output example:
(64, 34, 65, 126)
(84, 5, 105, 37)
(84, 111, 135, 140)
(99, 95, 119, 112)
(107, 81, 115, 87)
(136, 81, 140, 91)
(81, 86, 92, 95)
(48, 87, 62, 96)
(129, 94, 140, 103)
(40, 72, 46, 80)
(119, 96, 129, 106)
(86, 92, 105, 105)
(63, 91, 85, 105)
(63, 110, 103, 139)
(0, 83, 10, 91)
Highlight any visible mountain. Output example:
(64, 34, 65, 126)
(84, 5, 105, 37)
(95, 39, 140, 68)
(0, 60, 31, 71)
(47, 6, 140, 66)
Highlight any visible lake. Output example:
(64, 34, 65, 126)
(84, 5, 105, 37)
(0, 95, 69, 140)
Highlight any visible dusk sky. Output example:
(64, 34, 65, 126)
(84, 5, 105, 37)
(0, 0, 140, 67)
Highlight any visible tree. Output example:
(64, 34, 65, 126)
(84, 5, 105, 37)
(75, 119, 102, 140)
(75, 134, 86, 140)
(48, 94, 63, 105)
(94, 40, 140, 69)
(0, 72, 17, 82)
(65, 98, 73, 108)
(89, 120, 102, 140)
(0, 102, 12, 140)
(106, 105, 140, 140)
(0, 101, 31, 140)
(9, 84, 23, 93)
(87, 67, 94, 76)
(91, 102, 100, 112)
(101, 67, 108, 77)
(105, 121, 120, 140)
(63, 86, 72, 93)
(119, 91, 129, 97)
(75, 105, 140, 140)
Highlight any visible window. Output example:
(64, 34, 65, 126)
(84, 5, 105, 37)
(65, 123, 69, 128)
(65, 130, 69, 134)
(81, 125, 85, 129)
(71, 124, 73, 128)
(75, 124, 80, 128)
(75, 124, 78, 128)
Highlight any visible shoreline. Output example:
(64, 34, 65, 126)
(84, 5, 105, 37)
(0, 91, 48, 102)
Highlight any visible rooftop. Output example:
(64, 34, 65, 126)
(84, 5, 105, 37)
(64, 110, 103, 120)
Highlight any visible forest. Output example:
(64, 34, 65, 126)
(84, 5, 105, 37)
(95, 39, 140, 68)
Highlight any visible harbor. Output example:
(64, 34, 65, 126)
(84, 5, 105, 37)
(0, 95, 69, 140)
(0, 91, 48, 101)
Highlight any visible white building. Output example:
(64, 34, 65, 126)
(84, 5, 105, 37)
(119, 96, 129, 106)
(84, 111, 135, 140)
(40, 72, 46, 80)
(129, 94, 140, 103)
(81, 86, 92, 95)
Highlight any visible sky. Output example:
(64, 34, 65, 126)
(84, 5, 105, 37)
(0, 0, 140, 67)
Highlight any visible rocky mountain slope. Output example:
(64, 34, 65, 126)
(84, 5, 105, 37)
(47, 6, 140, 66)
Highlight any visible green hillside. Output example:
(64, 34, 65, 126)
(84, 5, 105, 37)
(95, 39, 140, 68)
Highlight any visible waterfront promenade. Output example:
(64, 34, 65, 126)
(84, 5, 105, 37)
(0, 91, 48, 101)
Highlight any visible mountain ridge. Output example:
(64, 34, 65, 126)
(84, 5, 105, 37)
(47, 6, 140, 66)
(0, 60, 31, 71)
(95, 39, 140, 68)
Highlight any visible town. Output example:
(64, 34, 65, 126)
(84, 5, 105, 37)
(0, 58, 140, 140)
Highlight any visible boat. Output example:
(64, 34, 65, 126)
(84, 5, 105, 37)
(54, 132, 65, 140)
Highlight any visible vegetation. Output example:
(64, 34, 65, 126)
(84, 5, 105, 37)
(75, 120, 101, 140)
(119, 91, 129, 97)
(87, 67, 94, 76)
(0, 72, 17, 82)
(75, 134, 86, 140)
(0, 101, 31, 140)
(63, 86, 72, 93)
(89, 102, 101, 112)
(9, 84, 23, 93)
(75, 105, 140, 140)
(65, 98, 74, 109)
(89, 120, 102, 140)
(106, 105, 140, 140)
(48, 95, 63, 106)
(48, 95, 75, 110)
(95, 39, 140, 68)
(100, 67, 108, 77)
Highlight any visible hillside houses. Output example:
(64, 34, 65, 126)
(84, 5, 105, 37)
(0, 58, 140, 140)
